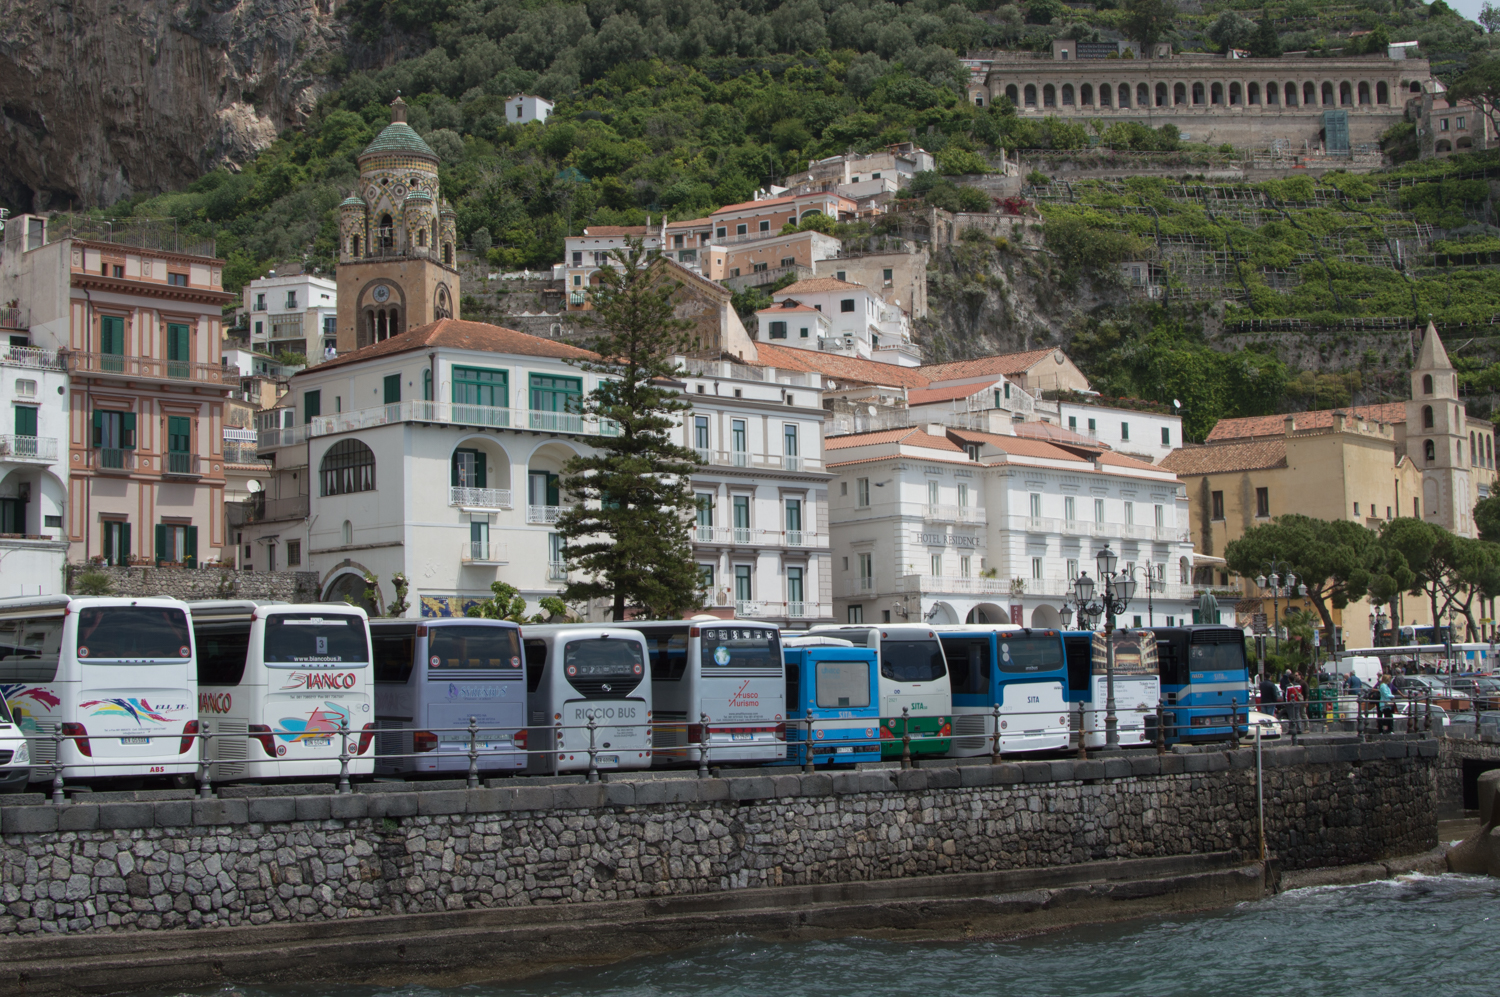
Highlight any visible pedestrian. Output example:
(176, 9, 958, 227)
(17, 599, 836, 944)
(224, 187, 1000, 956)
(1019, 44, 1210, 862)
(1286, 671, 1307, 734)
(1258, 672, 1280, 718)
(1377, 673, 1395, 734)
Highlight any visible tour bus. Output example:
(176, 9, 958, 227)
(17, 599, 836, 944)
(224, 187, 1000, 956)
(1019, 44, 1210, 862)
(1149, 625, 1251, 744)
(809, 624, 952, 758)
(776, 634, 880, 767)
(617, 619, 786, 767)
(934, 625, 1071, 755)
(0, 595, 198, 784)
(368, 618, 526, 776)
(1071, 629, 1162, 749)
(520, 625, 652, 775)
(190, 601, 376, 780)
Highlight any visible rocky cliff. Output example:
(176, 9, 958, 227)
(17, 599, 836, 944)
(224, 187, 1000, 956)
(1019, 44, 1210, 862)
(0, 0, 347, 211)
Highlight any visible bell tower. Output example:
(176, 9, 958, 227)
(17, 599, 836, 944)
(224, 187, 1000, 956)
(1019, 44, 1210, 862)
(1405, 321, 1473, 535)
(334, 96, 460, 356)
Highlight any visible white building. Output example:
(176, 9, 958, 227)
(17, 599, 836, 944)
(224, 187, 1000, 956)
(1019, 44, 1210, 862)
(505, 94, 554, 125)
(1033, 396, 1184, 465)
(756, 278, 919, 367)
(825, 425, 1194, 628)
(560, 219, 714, 303)
(243, 271, 338, 363)
(0, 332, 71, 593)
(786, 145, 936, 190)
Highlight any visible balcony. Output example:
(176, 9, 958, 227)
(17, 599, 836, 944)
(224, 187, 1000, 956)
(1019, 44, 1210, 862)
(0, 436, 57, 462)
(163, 452, 202, 478)
(67, 351, 227, 386)
(222, 441, 271, 467)
(690, 526, 830, 548)
(528, 505, 562, 524)
(450, 487, 512, 510)
(258, 424, 308, 450)
(694, 450, 823, 472)
(228, 493, 310, 527)
(1, 346, 63, 370)
(924, 504, 986, 525)
(844, 577, 877, 597)
(731, 600, 829, 620)
(547, 561, 568, 582)
(896, 574, 1010, 596)
(303, 401, 621, 442)
(87, 448, 136, 473)
(460, 541, 509, 565)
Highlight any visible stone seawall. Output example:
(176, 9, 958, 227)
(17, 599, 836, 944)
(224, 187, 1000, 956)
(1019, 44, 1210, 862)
(1437, 736, 1500, 810)
(65, 565, 319, 601)
(0, 740, 1437, 938)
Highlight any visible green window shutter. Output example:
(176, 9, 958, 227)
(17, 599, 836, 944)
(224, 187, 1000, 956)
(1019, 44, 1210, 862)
(91, 410, 102, 446)
(384, 373, 401, 404)
(474, 452, 486, 489)
(546, 473, 559, 506)
(100, 316, 124, 355)
(167, 416, 190, 453)
(14, 406, 35, 437)
(423, 369, 432, 401)
(122, 412, 136, 449)
(184, 526, 198, 567)
(167, 324, 189, 362)
(304, 390, 321, 423)
(452, 449, 486, 488)
(121, 523, 131, 564)
(451, 451, 460, 487)
(155, 524, 167, 564)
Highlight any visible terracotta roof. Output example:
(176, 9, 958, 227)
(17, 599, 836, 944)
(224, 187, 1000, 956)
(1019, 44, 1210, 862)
(825, 427, 963, 452)
(1012, 420, 1108, 449)
(581, 226, 649, 237)
(1096, 450, 1166, 472)
(1160, 440, 1289, 475)
(919, 348, 1065, 382)
(1205, 403, 1406, 442)
(756, 303, 822, 314)
(828, 454, 975, 469)
(311, 318, 595, 372)
(712, 192, 848, 214)
(908, 382, 996, 405)
(665, 217, 714, 230)
(751, 343, 932, 388)
(946, 429, 1087, 462)
(774, 277, 868, 295)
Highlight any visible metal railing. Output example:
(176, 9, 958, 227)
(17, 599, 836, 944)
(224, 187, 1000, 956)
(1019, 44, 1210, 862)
(450, 486, 512, 509)
(67, 351, 226, 385)
(689, 525, 830, 548)
(2, 346, 63, 370)
(87, 448, 136, 472)
(222, 441, 271, 465)
(528, 504, 562, 524)
(547, 560, 568, 581)
(460, 540, 509, 564)
(164, 452, 202, 477)
(300, 401, 621, 441)
(0, 435, 57, 461)
(924, 504, 986, 524)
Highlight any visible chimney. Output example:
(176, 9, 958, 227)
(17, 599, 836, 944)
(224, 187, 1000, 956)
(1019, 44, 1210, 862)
(1283, 415, 1296, 435)
(1332, 410, 1347, 431)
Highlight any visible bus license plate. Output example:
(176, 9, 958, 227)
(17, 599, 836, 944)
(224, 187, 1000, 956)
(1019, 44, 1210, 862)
(835, 745, 853, 753)
(732, 733, 754, 741)
(303, 737, 331, 747)
(120, 737, 150, 745)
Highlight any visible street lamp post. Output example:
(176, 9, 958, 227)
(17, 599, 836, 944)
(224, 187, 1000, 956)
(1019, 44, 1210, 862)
(1369, 607, 1388, 648)
(1255, 568, 1298, 656)
(1073, 543, 1136, 748)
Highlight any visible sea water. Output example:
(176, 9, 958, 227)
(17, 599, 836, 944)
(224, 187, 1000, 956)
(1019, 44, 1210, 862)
(152, 873, 1500, 997)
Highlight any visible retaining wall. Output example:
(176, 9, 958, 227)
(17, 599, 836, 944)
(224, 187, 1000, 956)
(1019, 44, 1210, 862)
(65, 566, 320, 602)
(0, 740, 1437, 938)
(1437, 736, 1500, 810)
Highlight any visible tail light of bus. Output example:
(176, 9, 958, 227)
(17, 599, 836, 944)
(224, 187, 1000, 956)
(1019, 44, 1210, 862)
(357, 722, 376, 755)
(60, 723, 91, 758)
(879, 724, 894, 739)
(414, 730, 438, 753)
(938, 720, 951, 737)
(774, 722, 786, 741)
(686, 723, 703, 744)
(179, 720, 199, 754)
(248, 725, 277, 757)
(514, 729, 528, 750)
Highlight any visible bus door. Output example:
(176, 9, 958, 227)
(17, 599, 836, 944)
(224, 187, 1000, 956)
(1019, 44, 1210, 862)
(193, 615, 254, 780)
(371, 622, 417, 775)
(259, 610, 372, 776)
(417, 622, 525, 773)
(72, 601, 198, 779)
(694, 624, 786, 764)
(939, 632, 993, 754)
(639, 628, 689, 764)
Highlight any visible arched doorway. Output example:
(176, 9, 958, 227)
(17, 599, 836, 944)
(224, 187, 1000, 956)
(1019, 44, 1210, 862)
(966, 603, 1009, 624)
(925, 602, 959, 625)
(324, 571, 379, 615)
(1031, 605, 1063, 629)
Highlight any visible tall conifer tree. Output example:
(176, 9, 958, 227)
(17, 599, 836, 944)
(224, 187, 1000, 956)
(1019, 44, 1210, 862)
(554, 241, 704, 620)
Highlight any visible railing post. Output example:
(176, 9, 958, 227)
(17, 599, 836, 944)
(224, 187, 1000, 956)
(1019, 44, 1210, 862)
(990, 703, 1001, 765)
(1425, 692, 1432, 734)
(197, 729, 213, 799)
(585, 712, 599, 784)
(336, 717, 352, 795)
(50, 728, 64, 806)
(900, 706, 912, 770)
(1232, 696, 1242, 748)
(697, 712, 710, 779)
(802, 708, 814, 775)
(1156, 700, 1166, 754)
(467, 714, 480, 789)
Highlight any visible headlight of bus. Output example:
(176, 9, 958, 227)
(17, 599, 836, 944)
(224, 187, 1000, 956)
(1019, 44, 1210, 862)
(13, 742, 27, 764)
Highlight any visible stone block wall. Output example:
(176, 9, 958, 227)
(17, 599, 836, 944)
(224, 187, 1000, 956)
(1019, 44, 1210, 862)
(65, 565, 320, 602)
(1437, 736, 1500, 810)
(0, 740, 1437, 936)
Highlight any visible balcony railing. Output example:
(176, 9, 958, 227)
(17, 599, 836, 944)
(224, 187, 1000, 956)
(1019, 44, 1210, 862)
(450, 487, 512, 509)
(528, 505, 562, 524)
(924, 504, 986, 524)
(730, 600, 829, 620)
(0, 436, 57, 461)
(1009, 515, 1186, 544)
(222, 441, 271, 466)
(1, 346, 63, 370)
(230, 494, 310, 526)
(844, 578, 877, 597)
(547, 561, 568, 581)
(67, 351, 227, 385)
(163, 452, 202, 477)
(297, 401, 621, 443)
(258, 424, 309, 449)
(87, 448, 136, 473)
(690, 526, 830, 548)
(693, 450, 822, 472)
(460, 541, 509, 564)
(896, 574, 1010, 596)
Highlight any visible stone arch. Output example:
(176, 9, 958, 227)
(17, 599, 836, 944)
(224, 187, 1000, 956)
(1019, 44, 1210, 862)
(434, 282, 453, 319)
(1006, 84, 1018, 104)
(1156, 82, 1168, 106)
(1422, 404, 1434, 429)
(1266, 81, 1278, 105)
(925, 601, 960, 625)
(1458, 135, 1474, 149)
(1024, 83, 1037, 107)
(1322, 81, 1335, 105)
(1411, 80, 1422, 93)
(1193, 82, 1205, 105)
(1229, 81, 1242, 105)
(1436, 139, 1452, 153)
(1174, 82, 1187, 105)
(1423, 373, 1434, 394)
(1031, 604, 1063, 629)
(1099, 83, 1112, 107)
(1424, 438, 1436, 462)
(323, 569, 379, 615)
(1080, 83, 1093, 105)
(1062, 83, 1075, 106)
(1340, 81, 1352, 106)
(357, 279, 407, 349)
(1358, 81, 1371, 105)
(1210, 82, 1223, 105)
(377, 213, 394, 251)
(1248, 81, 1260, 104)
(1286, 82, 1298, 106)
(1117, 83, 1130, 107)
(1304, 81, 1316, 105)
(966, 603, 1009, 624)
(1137, 82, 1149, 106)
(449, 433, 514, 495)
(1043, 83, 1056, 107)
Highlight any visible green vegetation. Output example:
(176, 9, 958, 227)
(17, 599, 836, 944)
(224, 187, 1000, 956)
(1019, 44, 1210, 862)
(465, 580, 567, 622)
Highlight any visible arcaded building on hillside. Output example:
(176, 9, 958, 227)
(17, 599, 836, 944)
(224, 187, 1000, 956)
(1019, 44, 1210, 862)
(968, 40, 1439, 153)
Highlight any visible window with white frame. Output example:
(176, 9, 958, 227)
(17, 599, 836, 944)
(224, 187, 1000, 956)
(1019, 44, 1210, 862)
(1032, 556, 1043, 580)
(1029, 493, 1041, 518)
(931, 553, 942, 575)
(960, 555, 971, 577)
(1065, 496, 1076, 521)
(856, 477, 870, 507)
(1066, 557, 1078, 579)
(928, 480, 939, 506)
(1094, 498, 1105, 523)
(1124, 501, 1134, 525)
(1154, 504, 1164, 528)
(957, 483, 969, 508)
(858, 552, 873, 583)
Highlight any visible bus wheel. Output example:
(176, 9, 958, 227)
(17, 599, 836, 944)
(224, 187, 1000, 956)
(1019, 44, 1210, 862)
(170, 774, 194, 790)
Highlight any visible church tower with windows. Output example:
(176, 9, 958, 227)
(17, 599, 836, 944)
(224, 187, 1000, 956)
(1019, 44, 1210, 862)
(334, 96, 459, 355)
(1405, 321, 1474, 536)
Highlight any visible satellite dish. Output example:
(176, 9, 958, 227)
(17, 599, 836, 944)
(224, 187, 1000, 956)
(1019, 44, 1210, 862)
(246, 479, 263, 493)
(1172, 399, 1182, 409)
(867, 405, 878, 416)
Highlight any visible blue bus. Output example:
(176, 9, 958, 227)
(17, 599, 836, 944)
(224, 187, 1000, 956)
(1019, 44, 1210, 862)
(935, 625, 1070, 755)
(1149, 625, 1251, 743)
(777, 636, 880, 766)
(1058, 629, 1160, 749)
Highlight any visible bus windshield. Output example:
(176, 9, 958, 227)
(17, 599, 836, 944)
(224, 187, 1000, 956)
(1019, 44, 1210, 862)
(700, 627, 780, 670)
(427, 626, 521, 673)
(881, 640, 946, 683)
(263, 613, 368, 665)
(995, 634, 1063, 674)
(815, 659, 870, 709)
(1188, 642, 1246, 674)
(76, 606, 191, 661)
(565, 638, 645, 677)
(0, 616, 63, 681)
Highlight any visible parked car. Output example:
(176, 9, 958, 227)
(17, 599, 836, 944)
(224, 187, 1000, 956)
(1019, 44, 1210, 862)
(1448, 676, 1500, 711)
(1247, 710, 1282, 739)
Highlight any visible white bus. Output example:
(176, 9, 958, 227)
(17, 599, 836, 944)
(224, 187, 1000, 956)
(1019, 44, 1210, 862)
(520, 625, 652, 775)
(935, 624, 1071, 755)
(369, 618, 526, 776)
(0, 595, 197, 784)
(190, 601, 375, 781)
(809, 624, 952, 760)
(617, 619, 786, 767)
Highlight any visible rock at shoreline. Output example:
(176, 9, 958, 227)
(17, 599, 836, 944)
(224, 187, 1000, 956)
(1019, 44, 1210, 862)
(1446, 770, 1500, 876)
